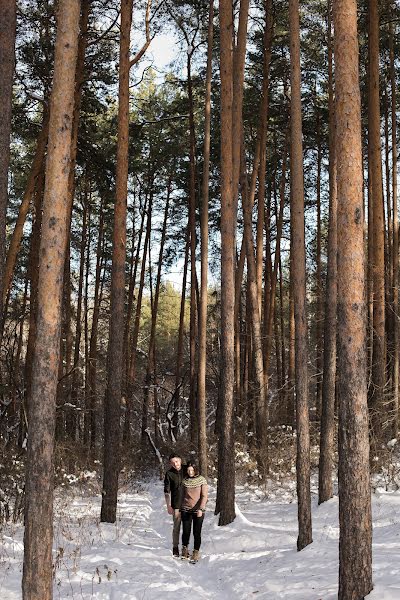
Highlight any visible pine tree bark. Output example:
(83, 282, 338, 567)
(101, 0, 133, 524)
(368, 0, 386, 442)
(334, 0, 373, 596)
(318, 0, 337, 505)
(216, 0, 236, 527)
(22, 2, 80, 597)
(198, 0, 214, 477)
(0, 0, 16, 327)
(389, 12, 399, 437)
(288, 0, 312, 551)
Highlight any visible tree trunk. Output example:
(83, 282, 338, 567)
(288, 0, 312, 551)
(198, 0, 214, 478)
(88, 203, 105, 450)
(368, 0, 386, 443)
(315, 105, 323, 419)
(83, 196, 91, 445)
(22, 2, 80, 597)
(125, 188, 152, 441)
(141, 180, 170, 448)
(240, 145, 267, 477)
(187, 52, 199, 446)
(334, 0, 373, 596)
(389, 10, 398, 437)
(318, 0, 337, 505)
(22, 169, 45, 447)
(101, 0, 133, 524)
(124, 190, 147, 391)
(3, 114, 49, 306)
(0, 0, 16, 327)
(71, 187, 88, 442)
(216, 0, 236, 527)
(173, 227, 190, 438)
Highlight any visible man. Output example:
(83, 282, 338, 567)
(164, 452, 186, 557)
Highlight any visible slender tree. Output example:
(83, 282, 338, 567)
(0, 0, 16, 327)
(318, 0, 337, 504)
(198, 0, 214, 477)
(389, 10, 399, 437)
(288, 0, 312, 551)
(368, 0, 386, 442)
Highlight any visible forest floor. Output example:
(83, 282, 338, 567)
(1, 472, 400, 599)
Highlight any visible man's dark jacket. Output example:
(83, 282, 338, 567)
(164, 466, 187, 509)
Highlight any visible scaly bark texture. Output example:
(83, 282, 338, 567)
(0, 0, 16, 326)
(101, 0, 133, 523)
(288, 0, 312, 551)
(216, 0, 236, 527)
(334, 0, 373, 596)
(22, 1, 80, 598)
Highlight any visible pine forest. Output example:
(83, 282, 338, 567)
(1, 0, 400, 598)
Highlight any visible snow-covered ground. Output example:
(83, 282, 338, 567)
(1, 478, 400, 599)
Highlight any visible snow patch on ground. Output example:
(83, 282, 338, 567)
(1, 480, 400, 598)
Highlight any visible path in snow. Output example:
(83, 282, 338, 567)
(1, 479, 400, 598)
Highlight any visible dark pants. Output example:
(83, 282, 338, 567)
(181, 511, 204, 551)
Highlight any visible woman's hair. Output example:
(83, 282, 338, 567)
(186, 463, 200, 476)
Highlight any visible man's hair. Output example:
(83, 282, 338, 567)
(168, 452, 182, 461)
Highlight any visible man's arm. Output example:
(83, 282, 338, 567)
(164, 471, 173, 514)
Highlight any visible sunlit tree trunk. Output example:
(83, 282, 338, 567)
(334, 0, 373, 596)
(22, 2, 80, 597)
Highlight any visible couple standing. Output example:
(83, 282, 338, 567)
(164, 453, 208, 563)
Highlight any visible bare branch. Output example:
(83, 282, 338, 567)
(129, 0, 153, 68)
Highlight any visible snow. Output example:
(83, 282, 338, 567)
(1, 479, 400, 599)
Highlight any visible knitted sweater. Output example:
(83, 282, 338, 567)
(181, 475, 208, 512)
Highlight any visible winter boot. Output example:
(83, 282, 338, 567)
(190, 549, 200, 563)
(181, 546, 189, 560)
(172, 546, 179, 558)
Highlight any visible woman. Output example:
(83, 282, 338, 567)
(180, 464, 208, 562)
